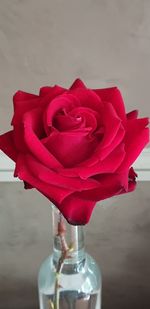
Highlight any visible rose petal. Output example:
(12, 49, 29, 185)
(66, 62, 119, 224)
(99, 125, 125, 160)
(13, 90, 38, 102)
(12, 86, 66, 126)
(93, 87, 126, 125)
(60, 193, 96, 225)
(69, 78, 87, 90)
(19, 153, 100, 191)
(100, 102, 122, 148)
(69, 106, 98, 134)
(13, 124, 27, 152)
(118, 118, 149, 170)
(53, 113, 84, 131)
(12, 88, 66, 152)
(69, 87, 103, 113)
(127, 181, 137, 192)
(78, 143, 126, 179)
(13, 107, 46, 152)
(57, 110, 125, 173)
(15, 154, 73, 205)
(126, 110, 138, 120)
(42, 129, 98, 167)
(23, 112, 63, 169)
(118, 167, 137, 194)
(44, 93, 80, 135)
(0, 131, 17, 161)
(39, 84, 66, 97)
(25, 107, 45, 138)
(59, 143, 126, 178)
(24, 181, 33, 189)
(76, 169, 130, 201)
(129, 166, 138, 179)
(12, 91, 40, 126)
(60, 167, 137, 225)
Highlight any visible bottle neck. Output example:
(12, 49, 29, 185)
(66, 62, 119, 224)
(51, 205, 85, 267)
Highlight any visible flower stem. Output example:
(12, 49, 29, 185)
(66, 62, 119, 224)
(48, 299, 54, 309)
(52, 213, 73, 309)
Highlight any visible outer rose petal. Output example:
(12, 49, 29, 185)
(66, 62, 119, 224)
(13, 124, 28, 152)
(117, 167, 137, 194)
(128, 181, 137, 192)
(19, 153, 100, 191)
(74, 170, 131, 202)
(15, 153, 138, 225)
(0, 131, 17, 161)
(13, 107, 45, 153)
(39, 84, 66, 97)
(93, 87, 126, 125)
(13, 91, 38, 101)
(12, 87, 66, 151)
(60, 193, 96, 225)
(12, 91, 40, 126)
(15, 154, 73, 205)
(24, 107, 45, 138)
(12, 86, 66, 126)
(118, 118, 149, 170)
(24, 181, 33, 189)
(60, 168, 135, 225)
(99, 102, 122, 148)
(69, 78, 87, 90)
(126, 110, 138, 120)
(129, 166, 138, 179)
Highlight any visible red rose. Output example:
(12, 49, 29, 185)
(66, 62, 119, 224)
(0, 79, 149, 224)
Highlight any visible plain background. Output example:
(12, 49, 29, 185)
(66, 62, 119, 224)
(0, 0, 150, 308)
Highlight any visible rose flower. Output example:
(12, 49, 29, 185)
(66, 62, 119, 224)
(0, 79, 149, 224)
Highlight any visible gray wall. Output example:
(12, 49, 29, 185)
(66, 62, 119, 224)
(0, 0, 150, 308)
(0, 0, 150, 133)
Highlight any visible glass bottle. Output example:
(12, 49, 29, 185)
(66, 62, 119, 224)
(38, 205, 102, 309)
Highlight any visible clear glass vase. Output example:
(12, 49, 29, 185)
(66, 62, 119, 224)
(38, 205, 102, 309)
